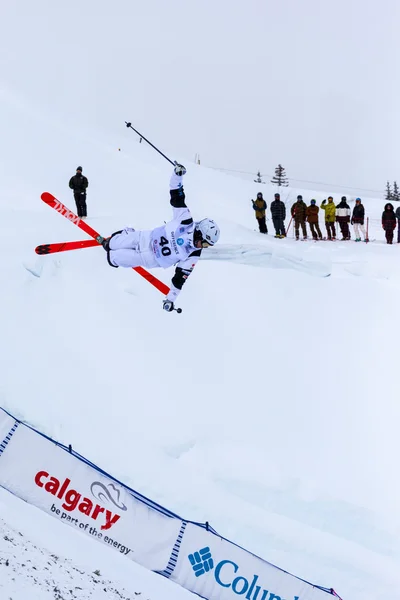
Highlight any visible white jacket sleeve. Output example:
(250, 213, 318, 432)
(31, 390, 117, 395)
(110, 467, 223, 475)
(170, 172, 184, 192)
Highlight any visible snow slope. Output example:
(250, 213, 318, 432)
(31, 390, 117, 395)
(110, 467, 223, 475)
(1, 95, 400, 600)
(0, 487, 194, 600)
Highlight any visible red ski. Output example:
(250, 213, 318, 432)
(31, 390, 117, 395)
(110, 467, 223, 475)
(40, 192, 170, 295)
(36, 239, 99, 254)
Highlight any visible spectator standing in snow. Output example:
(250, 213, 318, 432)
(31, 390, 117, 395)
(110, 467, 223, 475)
(382, 202, 396, 244)
(336, 196, 351, 240)
(395, 205, 400, 243)
(291, 195, 307, 240)
(351, 198, 367, 242)
(320, 197, 336, 240)
(69, 166, 89, 219)
(270, 192, 286, 238)
(306, 199, 323, 240)
(252, 192, 267, 234)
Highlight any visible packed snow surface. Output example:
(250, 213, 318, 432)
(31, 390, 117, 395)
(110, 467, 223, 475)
(0, 96, 400, 600)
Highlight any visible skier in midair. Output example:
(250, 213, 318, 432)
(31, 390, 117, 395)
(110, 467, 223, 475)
(102, 164, 220, 312)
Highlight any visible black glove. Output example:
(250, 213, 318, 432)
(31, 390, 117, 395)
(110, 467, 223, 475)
(322, 199, 326, 204)
(174, 163, 186, 176)
(163, 300, 174, 312)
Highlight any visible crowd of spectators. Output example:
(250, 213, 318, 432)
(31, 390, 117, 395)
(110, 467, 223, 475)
(251, 192, 400, 244)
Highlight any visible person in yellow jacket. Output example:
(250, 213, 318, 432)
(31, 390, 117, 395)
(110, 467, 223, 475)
(320, 196, 336, 240)
(251, 192, 268, 234)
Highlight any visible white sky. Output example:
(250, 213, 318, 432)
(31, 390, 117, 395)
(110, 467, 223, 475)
(1, 0, 399, 193)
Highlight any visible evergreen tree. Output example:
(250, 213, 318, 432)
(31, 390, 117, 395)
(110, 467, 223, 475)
(385, 181, 392, 201)
(271, 164, 289, 187)
(393, 181, 399, 201)
(254, 170, 265, 184)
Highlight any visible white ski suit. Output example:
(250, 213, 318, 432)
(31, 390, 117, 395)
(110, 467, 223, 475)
(108, 171, 202, 302)
(353, 222, 366, 239)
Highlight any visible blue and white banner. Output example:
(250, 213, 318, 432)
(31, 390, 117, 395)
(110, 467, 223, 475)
(0, 408, 340, 600)
(170, 523, 330, 600)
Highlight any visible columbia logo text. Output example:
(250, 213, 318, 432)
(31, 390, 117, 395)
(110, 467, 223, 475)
(187, 548, 301, 600)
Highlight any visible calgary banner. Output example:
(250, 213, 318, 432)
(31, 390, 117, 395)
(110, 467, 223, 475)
(0, 409, 180, 571)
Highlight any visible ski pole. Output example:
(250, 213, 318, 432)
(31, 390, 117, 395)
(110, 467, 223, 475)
(287, 215, 293, 236)
(174, 307, 183, 314)
(125, 122, 175, 166)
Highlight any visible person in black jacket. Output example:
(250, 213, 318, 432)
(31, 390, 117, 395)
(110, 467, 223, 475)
(382, 202, 396, 244)
(351, 198, 367, 242)
(69, 166, 89, 219)
(270, 192, 286, 238)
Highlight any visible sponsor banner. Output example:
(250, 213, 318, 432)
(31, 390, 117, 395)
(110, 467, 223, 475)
(170, 523, 331, 600)
(0, 409, 17, 450)
(0, 424, 181, 571)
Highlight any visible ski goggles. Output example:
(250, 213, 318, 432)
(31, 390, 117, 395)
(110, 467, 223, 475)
(201, 240, 212, 248)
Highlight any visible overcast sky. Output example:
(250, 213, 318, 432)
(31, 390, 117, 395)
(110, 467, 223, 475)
(1, 0, 399, 194)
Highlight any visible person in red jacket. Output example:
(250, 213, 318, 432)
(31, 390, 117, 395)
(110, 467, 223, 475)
(382, 202, 396, 244)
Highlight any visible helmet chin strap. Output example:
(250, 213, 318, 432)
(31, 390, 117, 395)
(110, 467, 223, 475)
(193, 227, 203, 245)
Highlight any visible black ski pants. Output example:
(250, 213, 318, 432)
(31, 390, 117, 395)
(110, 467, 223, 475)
(256, 216, 268, 234)
(74, 192, 87, 217)
(272, 217, 286, 236)
(385, 229, 394, 244)
(309, 222, 322, 239)
(325, 221, 336, 239)
(294, 219, 307, 239)
(338, 220, 350, 239)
